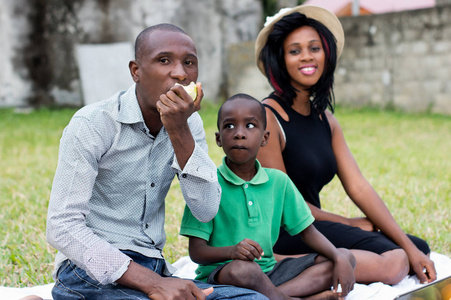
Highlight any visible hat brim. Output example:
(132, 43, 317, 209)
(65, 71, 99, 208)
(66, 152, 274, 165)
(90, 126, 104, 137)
(255, 5, 344, 75)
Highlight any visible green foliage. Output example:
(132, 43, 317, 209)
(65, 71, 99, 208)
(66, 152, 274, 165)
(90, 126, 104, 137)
(0, 105, 449, 287)
(261, 0, 307, 20)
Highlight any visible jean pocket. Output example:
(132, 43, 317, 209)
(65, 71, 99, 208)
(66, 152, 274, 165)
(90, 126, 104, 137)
(67, 260, 103, 289)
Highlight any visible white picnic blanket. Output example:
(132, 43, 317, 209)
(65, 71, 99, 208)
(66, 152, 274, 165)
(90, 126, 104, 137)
(2, 252, 450, 300)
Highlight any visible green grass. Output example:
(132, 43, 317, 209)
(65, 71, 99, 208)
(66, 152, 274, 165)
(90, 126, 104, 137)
(0, 104, 450, 287)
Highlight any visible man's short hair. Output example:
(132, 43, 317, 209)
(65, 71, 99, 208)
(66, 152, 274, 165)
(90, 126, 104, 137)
(134, 24, 188, 61)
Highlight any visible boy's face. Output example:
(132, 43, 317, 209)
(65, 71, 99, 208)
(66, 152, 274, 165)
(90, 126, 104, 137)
(216, 98, 269, 166)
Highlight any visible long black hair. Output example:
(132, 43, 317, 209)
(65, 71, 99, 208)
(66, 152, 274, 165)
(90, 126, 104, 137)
(259, 12, 338, 114)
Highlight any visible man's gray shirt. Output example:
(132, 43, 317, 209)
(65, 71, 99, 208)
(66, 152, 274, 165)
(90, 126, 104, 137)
(47, 84, 220, 284)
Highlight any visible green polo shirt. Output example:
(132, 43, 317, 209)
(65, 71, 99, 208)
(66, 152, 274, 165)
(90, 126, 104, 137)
(180, 157, 314, 282)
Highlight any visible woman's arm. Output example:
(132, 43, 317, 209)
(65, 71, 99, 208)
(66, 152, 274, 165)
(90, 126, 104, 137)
(326, 111, 436, 283)
(257, 102, 370, 225)
(189, 237, 264, 265)
(257, 100, 287, 172)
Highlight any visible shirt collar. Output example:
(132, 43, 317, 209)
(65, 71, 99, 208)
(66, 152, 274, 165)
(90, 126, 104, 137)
(218, 157, 268, 186)
(116, 84, 145, 125)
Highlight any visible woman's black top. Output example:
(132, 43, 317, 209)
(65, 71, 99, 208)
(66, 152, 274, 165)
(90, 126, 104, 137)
(264, 93, 430, 256)
(263, 93, 337, 209)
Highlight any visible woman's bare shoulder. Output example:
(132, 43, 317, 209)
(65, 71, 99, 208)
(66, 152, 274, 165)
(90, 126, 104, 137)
(262, 97, 288, 122)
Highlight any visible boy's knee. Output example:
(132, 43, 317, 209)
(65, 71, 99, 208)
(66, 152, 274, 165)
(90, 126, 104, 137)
(222, 260, 265, 286)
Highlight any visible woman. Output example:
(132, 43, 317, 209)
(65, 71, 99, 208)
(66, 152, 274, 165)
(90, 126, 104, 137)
(255, 5, 436, 285)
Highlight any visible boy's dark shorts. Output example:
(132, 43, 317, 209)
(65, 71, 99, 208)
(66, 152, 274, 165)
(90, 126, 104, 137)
(207, 253, 318, 287)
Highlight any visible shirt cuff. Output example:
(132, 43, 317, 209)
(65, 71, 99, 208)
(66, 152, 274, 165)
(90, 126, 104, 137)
(83, 242, 132, 285)
(171, 143, 217, 183)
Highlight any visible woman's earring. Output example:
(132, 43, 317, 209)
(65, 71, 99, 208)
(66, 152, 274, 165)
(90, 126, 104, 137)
(309, 93, 316, 101)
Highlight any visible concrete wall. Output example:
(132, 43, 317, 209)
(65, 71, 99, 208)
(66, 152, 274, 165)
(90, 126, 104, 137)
(2, 1, 451, 114)
(335, 5, 451, 114)
(437, 0, 451, 6)
(226, 5, 451, 115)
(0, 0, 263, 107)
(0, 0, 33, 107)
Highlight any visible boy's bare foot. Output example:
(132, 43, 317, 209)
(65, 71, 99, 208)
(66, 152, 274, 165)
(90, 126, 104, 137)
(302, 290, 340, 300)
(19, 296, 44, 300)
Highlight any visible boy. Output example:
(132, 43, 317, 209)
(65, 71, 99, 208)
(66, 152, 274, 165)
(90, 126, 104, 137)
(180, 94, 356, 300)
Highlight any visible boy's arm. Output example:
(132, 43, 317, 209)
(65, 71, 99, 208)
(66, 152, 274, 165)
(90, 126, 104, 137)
(298, 225, 355, 297)
(189, 237, 263, 265)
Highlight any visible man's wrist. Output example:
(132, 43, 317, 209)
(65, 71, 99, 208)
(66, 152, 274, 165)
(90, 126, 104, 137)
(116, 261, 161, 295)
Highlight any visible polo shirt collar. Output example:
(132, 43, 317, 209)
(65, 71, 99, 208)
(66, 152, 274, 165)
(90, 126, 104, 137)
(218, 157, 268, 186)
(116, 84, 145, 125)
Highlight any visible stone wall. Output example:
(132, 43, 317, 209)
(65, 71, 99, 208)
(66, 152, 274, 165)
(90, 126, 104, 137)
(0, 0, 263, 107)
(226, 5, 451, 115)
(2, 1, 451, 114)
(335, 5, 451, 114)
(437, 0, 451, 6)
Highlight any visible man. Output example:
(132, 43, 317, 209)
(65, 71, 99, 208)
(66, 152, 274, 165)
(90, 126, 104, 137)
(47, 23, 267, 300)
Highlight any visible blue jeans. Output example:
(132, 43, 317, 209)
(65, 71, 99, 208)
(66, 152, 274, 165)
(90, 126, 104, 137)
(52, 251, 268, 300)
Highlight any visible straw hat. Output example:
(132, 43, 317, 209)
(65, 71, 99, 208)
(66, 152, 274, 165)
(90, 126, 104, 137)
(255, 5, 345, 75)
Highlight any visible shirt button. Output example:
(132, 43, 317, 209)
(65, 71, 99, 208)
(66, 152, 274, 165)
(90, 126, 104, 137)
(182, 174, 187, 178)
(145, 224, 149, 228)
(151, 183, 155, 187)
(248, 201, 253, 206)
(244, 184, 249, 188)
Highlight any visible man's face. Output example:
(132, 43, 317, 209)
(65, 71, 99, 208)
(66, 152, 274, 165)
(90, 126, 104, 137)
(131, 30, 198, 111)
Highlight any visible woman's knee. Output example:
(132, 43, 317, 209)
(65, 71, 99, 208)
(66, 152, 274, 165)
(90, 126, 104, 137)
(338, 248, 356, 269)
(379, 249, 409, 285)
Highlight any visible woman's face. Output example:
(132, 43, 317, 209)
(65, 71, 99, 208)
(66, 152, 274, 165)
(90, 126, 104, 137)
(283, 26, 325, 92)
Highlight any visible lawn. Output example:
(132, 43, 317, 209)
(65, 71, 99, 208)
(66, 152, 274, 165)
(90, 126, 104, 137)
(0, 103, 449, 287)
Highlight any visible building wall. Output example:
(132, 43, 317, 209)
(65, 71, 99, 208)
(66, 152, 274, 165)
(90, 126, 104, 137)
(227, 5, 451, 114)
(0, 0, 263, 107)
(2, 1, 451, 114)
(437, 0, 451, 6)
(335, 5, 451, 114)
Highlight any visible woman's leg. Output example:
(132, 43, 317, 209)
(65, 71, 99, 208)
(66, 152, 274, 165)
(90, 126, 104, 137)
(351, 249, 409, 284)
(274, 221, 416, 284)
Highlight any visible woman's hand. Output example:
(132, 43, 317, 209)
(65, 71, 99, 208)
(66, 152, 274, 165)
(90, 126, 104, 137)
(408, 249, 437, 284)
(348, 217, 379, 232)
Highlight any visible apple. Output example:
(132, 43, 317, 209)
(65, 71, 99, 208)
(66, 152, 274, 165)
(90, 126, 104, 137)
(174, 82, 197, 101)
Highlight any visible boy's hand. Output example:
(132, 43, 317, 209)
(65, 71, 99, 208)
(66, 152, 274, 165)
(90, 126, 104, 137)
(332, 254, 355, 297)
(230, 238, 264, 261)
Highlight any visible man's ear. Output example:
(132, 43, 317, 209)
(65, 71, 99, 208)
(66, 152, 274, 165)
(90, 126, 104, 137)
(260, 130, 270, 147)
(129, 60, 139, 83)
(215, 132, 222, 147)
